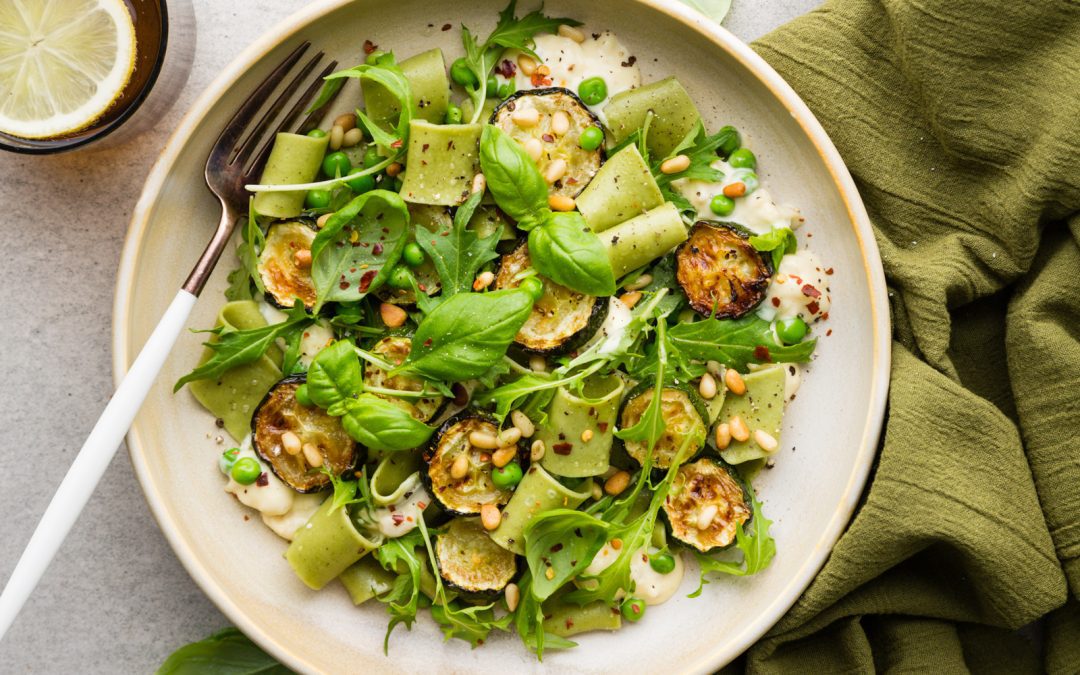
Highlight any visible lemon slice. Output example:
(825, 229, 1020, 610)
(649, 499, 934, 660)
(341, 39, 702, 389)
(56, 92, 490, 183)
(0, 0, 137, 139)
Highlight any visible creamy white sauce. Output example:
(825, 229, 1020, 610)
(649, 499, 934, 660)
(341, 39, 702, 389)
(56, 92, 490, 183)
(222, 437, 295, 517)
(369, 473, 431, 539)
(261, 492, 323, 540)
(257, 300, 288, 325)
(576, 296, 633, 361)
(673, 160, 804, 235)
(756, 249, 832, 323)
(584, 543, 685, 606)
(298, 321, 334, 367)
(784, 363, 802, 401)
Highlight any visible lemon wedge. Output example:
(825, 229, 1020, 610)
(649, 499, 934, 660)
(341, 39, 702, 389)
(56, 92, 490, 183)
(0, 0, 137, 139)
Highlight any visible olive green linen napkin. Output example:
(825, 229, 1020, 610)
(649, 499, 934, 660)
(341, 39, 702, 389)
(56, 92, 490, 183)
(743, 0, 1080, 671)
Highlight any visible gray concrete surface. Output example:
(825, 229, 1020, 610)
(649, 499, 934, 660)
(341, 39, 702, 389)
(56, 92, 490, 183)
(0, 1, 818, 671)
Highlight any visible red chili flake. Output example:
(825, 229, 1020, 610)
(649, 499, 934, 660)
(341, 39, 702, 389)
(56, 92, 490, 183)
(372, 242, 384, 255)
(801, 284, 821, 299)
(243, 514, 249, 521)
(256, 472, 269, 487)
(807, 301, 820, 315)
(363, 40, 377, 54)
(771, 297, 781, 307)
(597, 422, 609, 433)
(339, 280, 350, 290)
(552, 442, 573, 455)
(754, 345, 772, 362)
(531, 72, 552, 87)
(825, 267, 835, 275)
(359, 269, 378, 292)
(542, 133, 554, 143)
(442, 23, 451, 31)
(417, 502, 427, 509)
(424, 338, 433, 347)
(565, 619, 574, 630)
(551, 543, 563, 552)
(418, 283, 427, 292)
(390, 139, 402, 149)
(496, 59, 517, 78)
(422, 143, 430, 152)
(391, 513, 405, 525)
(826, 329, 833, 336)
(821, 312, 830, 321)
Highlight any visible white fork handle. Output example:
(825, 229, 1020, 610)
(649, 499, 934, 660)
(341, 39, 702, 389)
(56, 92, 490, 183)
(0, 289, 198, 641)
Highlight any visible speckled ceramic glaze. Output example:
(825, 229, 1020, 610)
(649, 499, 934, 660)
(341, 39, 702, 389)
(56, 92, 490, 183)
(113, 1, 890, 672)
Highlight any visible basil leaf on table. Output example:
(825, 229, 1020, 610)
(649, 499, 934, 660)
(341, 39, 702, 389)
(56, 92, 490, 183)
(340, 393, 434, 452)
(394, 289, 535, 382)
(156, 627, 289, 675)
(667, 314, 817, 371)
(306, 340, 363, 409)
(415, 190, 501, 297)
(528, 211, 617, 297)
(479, 124, 550, 227)
(310, 189, 409, 310)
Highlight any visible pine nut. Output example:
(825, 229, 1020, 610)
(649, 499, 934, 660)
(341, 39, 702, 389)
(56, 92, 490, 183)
(317, 213, 333, 228)
(530, 439, 546, 461)
(729, 415, 750, 442)
(558, 24, 586, 43)
(723, 181, 746, 198)
(715, 423, 732, 450)
(696, 504, 718, 530)
(754, 429, 779, 452)
(473, 270, 495, 291)
(698, 373, 718, 400)
(333, 113, 357, 132)
(620, 291, 642, 309)
(536, 64, 551, 77)
(385, 162, 403, 177)
(493, 446, 517, 468)
(329, 124, 344, 150)
(529, 355, 548, 372)
(471, 172, 487, 194)
(517, 54, 537, 76)
(481, 504, 501, 530)
(380, 303, 407, 328)
(590, 481, 603, 500)
(469, 431, 499, 449)
(524, 137, 543, 162)
(706, 360, 723, 376)
(724, 369, 747, 395)
(511, 410, 535, 438)
(511, 108, 541, 127)
(551, 110, 571, 136)
(302, 443, 324, 468)
(293, 249, 312, 269)
(450, 454, 469, 479)
(281, 431, 302, 455)
(498, 426, 522, 446)
(624, 274, 652, 291)
(548, 194, 575, 211)
(544, 158, 568, 184)
(660, 154, 691, 174)
(504, 583, 521, 612)
(581, 429, 594, 443)
(342, 127, 363, 148)
(604, 470, 631, 496)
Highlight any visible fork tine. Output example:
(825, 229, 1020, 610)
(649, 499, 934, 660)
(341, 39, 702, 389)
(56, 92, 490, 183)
(244, 59, 340, 179)
(295, 62, 346, 136)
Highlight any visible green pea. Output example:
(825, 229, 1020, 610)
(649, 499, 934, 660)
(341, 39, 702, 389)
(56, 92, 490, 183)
(648, 552, 676, 574)
(491, 462, 523, 489)
(577, 77, 608, 105)
(497, 81, 515, 99)
(444, 104, 463, 125)
(388, 265, 413, 290)
(776, 316, 808, 344)
(363, 146, 384, 169)
(742, 171, 760, 194)
(486, 76, 500, 98)
(230, 457, 262, 485)
(304, 189, 331, 209)
(709, 194, 735, 217)
(365, 50, 389, 65)
(519, 276, 544, 301)
(716, 125, 741, 159)
(345, 167, 375, 194)
(322, 151, 352, 179)
(294, 384, 313, 407)
(306, 128, 327, 138)
(728, 148, 757, 170)
(450, 57, 478, 87)
(578, 125, 604, 151)
(218, 447, 241, 474)
(403, 242, 426, 267)
(621, 597, 646, 622)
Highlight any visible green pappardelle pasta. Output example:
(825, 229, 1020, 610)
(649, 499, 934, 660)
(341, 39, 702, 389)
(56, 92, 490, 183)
(252, 133, 329, 218)
(398, 121, 482, 205)
(362, 48, 449, 127)
(490, 464, 592, 555)
(575, 144, 663, 233)
(538, 374, 624, 478)
(600, 201, 688, 277)
(286, 499, 383, 590)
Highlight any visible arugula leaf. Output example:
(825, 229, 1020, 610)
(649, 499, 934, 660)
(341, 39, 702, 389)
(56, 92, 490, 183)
(174, 304, 310, 391)
(614, 317, 669, 451)
(236, 198, 266, 295)
(414, 190, 501, 298)
(156, 627, 289, 675)
(479, 124, 551, 226)
(689, 486, 776, 595)
(278, 322, 307, 376)
(224, 267, 253, 302)
(326, 62, 413, 148)
(749, 227, 797, 271)
(394, 289, 535, 382)
(306, 340, 363, 409)
(528, 212, 617, 296)
(309, 189, 410, 310)
(525, 510, 611, 600)
(373, 529, 425, 652)
(652, 122, 740, 188)
(340, 393, 434, 452)
(667, 315, 817, 371)
(512, 571, 578, 659)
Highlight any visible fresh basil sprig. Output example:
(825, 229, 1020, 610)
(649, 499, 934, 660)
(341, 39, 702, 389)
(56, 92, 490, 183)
(666, 314, 817, 371)
(340, 394, 434, 453)
(478, 124, 550, 227)
(306, 340, 363, 409)
(414, 190, 502, 299)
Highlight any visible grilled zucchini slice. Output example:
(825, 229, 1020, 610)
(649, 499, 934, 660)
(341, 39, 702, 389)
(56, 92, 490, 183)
(662, 458, 751, 553)
(676, 222, 771, 318)
(257, 219, 319, 309)
(619, 383, 708, 469)
(252, 376, 359, 492)
(423, 413, 523, 515)
(494, 240, 607, 354)
(362, 336, 445, 422)
(490, 88, 603, 198)
(435, 517, 518, 597)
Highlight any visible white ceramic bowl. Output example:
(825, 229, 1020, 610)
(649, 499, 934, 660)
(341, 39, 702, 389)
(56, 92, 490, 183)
(114, 1, 890, 672)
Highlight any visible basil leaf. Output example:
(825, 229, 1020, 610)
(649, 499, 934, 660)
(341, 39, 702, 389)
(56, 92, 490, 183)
(749, 227, 797, 271)
(524, 509, 610, 600)
(307, 340, 363, 409)
(396, 289, 535, 382)
(479, 124, 550, 227)
(310, 189, 409, 310)
(528, 212, 616, 296)
(414, 190, 501, 297)
(156, 627, 289, 675)
(667, 315, 817, 371)
(340, 393, 434, 452)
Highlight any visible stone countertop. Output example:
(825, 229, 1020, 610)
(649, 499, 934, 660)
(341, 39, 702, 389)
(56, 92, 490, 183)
(0, 1, 818, 671)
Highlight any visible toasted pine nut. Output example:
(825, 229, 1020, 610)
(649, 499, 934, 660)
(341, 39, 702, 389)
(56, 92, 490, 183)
(471, 172, 487, 194)
(604, 470, 631, 496)
(493, 446, 517, 468)
(696, 504, 718, 530)
(316, 213, 333, 228)
(724, 369, 747, 395)
(558, 24, 586, 43)
(722, 181, 746, 198)
(329, 124, 344, 151)
(581, 429, 594, 443)
(302, 443, 324, 468)
(281, 431, 302, 455)
(548, 194, 575, 211)
(590, 481, 603, 500)
(450, 454, 469, 479)
(511, 410, 535, 438)
(706, 360, 723, 376)
(698, 373, 718, 400)
(544, 158, 568, 183)
(385, 162, 403, 177)
(754, 429, 779, 452)
(529, 355, 548, 372)
(481, 504, 501, 530)
(729, 415, 750, 442)
(504, 583, 521, 612)
(715, 423, 731, 450)
(333, 113, 357, 132)
(517, 54, 537, 76)
(473, 270, 495, 291)
(498, 426, 522, 446)
(620, 291, 643, 309)
(524, 138, 543, 162)
(293, 249, 312, 269)
(551, 111, 571, 136)
(469, 430, 499, 449)
(624, 273, 652, 291)
(660, 154, 691, 174)
(511, 108, 541, 128)
(342, 127, 363, 148)
(379, 303, 407, 327)
(530, 439, 546, 461)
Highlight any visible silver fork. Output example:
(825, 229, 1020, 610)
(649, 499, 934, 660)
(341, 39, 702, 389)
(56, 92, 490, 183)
(0, 41, 342, 641)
